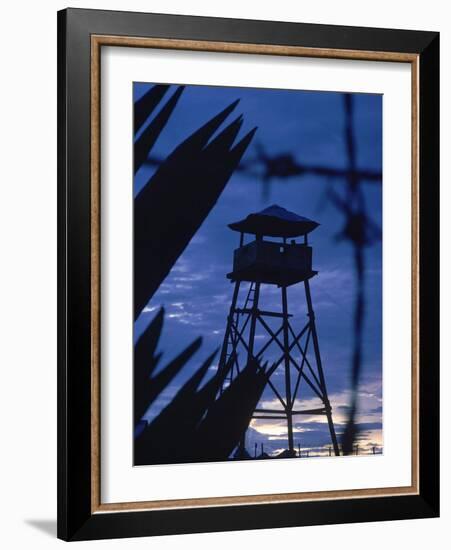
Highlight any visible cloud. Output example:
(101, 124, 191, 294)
(142, 305, 159, 314)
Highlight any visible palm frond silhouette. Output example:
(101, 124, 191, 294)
(134, 88, 256, 319)
(134, 309, 267, 465)
(133, 84, 258, 465)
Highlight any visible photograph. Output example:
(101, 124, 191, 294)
(132, 82, 383, 466)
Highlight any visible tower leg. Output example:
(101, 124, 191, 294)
(239, 282, 261, 456)
(217, 280, 241, 394)
(246, 282, 261, 362)
(304, 279, 340, 456)
(281, 286, 295, 454)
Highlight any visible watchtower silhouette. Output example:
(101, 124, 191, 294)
(217, 205, 340, 457)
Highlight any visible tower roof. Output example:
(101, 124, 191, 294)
(228, 205, 319, 237)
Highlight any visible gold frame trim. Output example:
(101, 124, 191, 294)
(90, 35, 420, 514)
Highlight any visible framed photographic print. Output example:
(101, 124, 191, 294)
(57, 8, 439, 541)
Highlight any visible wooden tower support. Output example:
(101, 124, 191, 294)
(217, 205, 340, 458)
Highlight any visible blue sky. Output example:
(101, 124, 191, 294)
(134, 82, 383, 457)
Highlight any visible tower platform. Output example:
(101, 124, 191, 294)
(227, 235, 317, 286)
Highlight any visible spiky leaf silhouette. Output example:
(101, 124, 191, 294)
(134, 84, 169, 134)
(133, 86, 260, 464)
(134, 96, 257, 319)
(134, 86, 184, 174)
(134, 310, 266, 465)
(192, 360, 267, 462)
(134, 348, 218, 465)
(139, 337, 201, 419)
(134, 307, 164, 426)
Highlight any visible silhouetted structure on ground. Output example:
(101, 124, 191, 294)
(217, 205, 340, 457)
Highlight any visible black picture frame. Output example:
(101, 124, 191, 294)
(57, 7, 439, 541)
